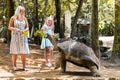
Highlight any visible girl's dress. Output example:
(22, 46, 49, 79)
(40, 25, 54, 49)
(10, 19, 29, 54)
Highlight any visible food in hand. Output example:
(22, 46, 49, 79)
(34, 30, 46, 37)
(21, 30, 29, 37)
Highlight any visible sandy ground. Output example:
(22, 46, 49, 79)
(0, 43, 120, 80)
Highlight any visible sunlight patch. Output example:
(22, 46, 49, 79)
(0, 69, 14, 77)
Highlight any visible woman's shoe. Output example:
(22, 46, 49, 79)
(22, 68, 27, 71)
(13, 66, 18, 71)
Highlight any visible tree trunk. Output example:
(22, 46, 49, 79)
(55, 0, 64, 38)
(111, 1, 120, 63)
(43, 0, 48, 17)
(91, 0, 100, 57)
(41, 0, 48, 29)
(33, 0, 40, 44)
(33, 0, 38, 29)
(6, 0, 14, 46)
(70, 0, 84, 38)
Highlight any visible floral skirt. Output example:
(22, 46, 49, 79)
(10, 32, 29, 54)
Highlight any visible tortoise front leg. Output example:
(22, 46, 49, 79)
(60, 52, 66, 73)
(54, 52, 61, 69)
(61, 59, 66, 73)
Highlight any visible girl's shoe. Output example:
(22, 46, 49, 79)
(47, 62, 52, 67)
(45, 63, 49, 67)
(45, 62, 52, 67)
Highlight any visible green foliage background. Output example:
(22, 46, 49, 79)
(99, 0, 115, 36)
(0, 0, 115, 36)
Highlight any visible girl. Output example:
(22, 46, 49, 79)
(8, 6, 29, 71)
(41, 16, 54, 67)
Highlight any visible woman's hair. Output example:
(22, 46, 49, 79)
(14, 6, 25, 17)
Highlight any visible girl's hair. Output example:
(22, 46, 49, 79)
(14, 6, 25, 17)
(46, 16, 54, 26)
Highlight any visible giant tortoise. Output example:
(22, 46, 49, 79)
(47, 34, 101, 77)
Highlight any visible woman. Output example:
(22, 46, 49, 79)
(41, 16, 54, 67)
(8, 6, 29, 71)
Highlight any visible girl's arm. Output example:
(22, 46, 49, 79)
(41, 17, 47, 31)
(41, 24, 46, 31)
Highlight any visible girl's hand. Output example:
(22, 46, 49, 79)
(41, 28, 45, 31)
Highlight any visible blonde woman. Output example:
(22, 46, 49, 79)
(8, 6, 29, 71)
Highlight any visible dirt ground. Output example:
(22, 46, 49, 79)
(0, 43, 120, 80)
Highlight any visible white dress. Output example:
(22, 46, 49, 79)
(10, 19, 29, 54)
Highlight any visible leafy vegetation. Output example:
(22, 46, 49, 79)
(99, 0, 115, 36)
(21, 30, 29, 37)
(81, 0, 115, 36)
(34, 30, 45, 37)
(0, 0, 115, 40)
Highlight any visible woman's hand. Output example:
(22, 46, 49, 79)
(15, 28, 21, 32)
(21, 29, 29, 37)
(20, 27, 29, 33)
(8, 26, 20, 32)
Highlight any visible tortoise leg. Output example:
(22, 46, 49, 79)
(60, 52, 66, 73)
(54, 50, 66, 73)
(54, 60, 60, 69)
(54, 53, 61, 69)
(88, 62, 101, 77)
(54, 54, 66, 73)
(61, 59, 66, 73)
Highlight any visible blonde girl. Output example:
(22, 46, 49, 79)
(41, 16, 54, 67)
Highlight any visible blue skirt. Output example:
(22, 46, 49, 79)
(40, 38, 54, 49)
